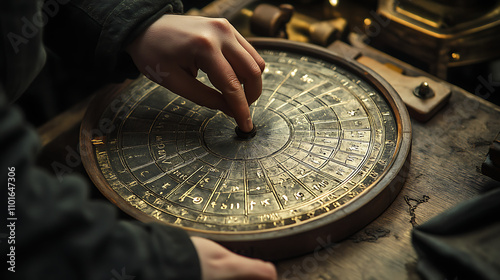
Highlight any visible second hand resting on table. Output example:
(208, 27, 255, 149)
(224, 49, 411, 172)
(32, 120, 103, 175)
(126, 15, 276, 280)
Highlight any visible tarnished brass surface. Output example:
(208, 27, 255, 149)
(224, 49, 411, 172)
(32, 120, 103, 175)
(80, 39, 411, 259)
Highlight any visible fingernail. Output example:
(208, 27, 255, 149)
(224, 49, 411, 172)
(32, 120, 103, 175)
(246, 117, 254, 132)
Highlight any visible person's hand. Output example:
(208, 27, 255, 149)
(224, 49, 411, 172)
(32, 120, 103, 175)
(190, 236, 277, 280)
(126, 15, 265, 132)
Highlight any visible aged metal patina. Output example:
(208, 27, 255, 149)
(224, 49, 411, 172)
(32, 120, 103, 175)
(80, 39, 411, 259)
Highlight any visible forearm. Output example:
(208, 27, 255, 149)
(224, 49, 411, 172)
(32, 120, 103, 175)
(0, 87, 201, 279)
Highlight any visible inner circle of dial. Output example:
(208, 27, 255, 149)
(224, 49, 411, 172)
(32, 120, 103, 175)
(202, 106, 293, 160)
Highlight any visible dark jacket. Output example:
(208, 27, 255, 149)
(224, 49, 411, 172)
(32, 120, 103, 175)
(0, 0, 200, 279)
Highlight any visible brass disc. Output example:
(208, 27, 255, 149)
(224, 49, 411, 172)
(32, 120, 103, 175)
(80, 38, 411, 260)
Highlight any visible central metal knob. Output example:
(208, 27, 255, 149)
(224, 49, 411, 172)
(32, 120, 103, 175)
(235, 125, 257, 139)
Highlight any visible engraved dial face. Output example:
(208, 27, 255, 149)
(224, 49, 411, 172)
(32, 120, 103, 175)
(81, 39, 411, 258)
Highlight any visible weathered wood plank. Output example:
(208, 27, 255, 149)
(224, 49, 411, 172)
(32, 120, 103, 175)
(275, 85, 500, 279)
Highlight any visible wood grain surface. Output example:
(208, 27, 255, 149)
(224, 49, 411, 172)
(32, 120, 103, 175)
(274, 85, 500, 280)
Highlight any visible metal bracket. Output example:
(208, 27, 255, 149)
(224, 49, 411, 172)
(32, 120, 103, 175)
(328, 40, 451, 122)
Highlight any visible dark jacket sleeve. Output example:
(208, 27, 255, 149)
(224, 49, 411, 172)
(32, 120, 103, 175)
(44, 0, 183, 81)
(0, 88, 201, 280)
(1, 0, 201, 279)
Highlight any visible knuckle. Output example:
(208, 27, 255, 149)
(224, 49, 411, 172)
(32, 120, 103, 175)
(191, 34, 214, 50)
(256, 56, 266, 72)
(209, 18, 232, 33)
(224, 75, 243, 95)
(238, 63, 263, 85)
(248, 63, 264, 80)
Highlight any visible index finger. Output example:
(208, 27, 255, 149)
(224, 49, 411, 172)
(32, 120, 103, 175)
(223, 41, 264, 106)
(199, 51, 254, 132)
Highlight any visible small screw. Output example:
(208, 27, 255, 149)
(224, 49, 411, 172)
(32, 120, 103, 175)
(413, 82, 435, 99)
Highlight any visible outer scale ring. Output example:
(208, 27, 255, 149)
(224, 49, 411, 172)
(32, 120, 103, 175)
(80, 38, 411, 260)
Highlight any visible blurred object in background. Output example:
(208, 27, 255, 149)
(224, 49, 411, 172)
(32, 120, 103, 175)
(337, 0, 500, 105)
